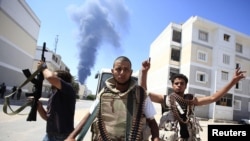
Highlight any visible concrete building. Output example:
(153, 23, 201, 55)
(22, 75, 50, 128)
(0, 0, 86, 99)
(147, 16, 250, 121)
(0, 0, 40, 94)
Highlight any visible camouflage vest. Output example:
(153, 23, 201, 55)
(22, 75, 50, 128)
(91, 85, 148, 141)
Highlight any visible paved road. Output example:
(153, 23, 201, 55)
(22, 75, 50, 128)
(0, 98, 93, 141)
(0, 98, 238, 141)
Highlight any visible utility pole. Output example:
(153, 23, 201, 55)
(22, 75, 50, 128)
(54, 35, 59, 53)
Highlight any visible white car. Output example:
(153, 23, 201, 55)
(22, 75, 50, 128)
(240, 119, 250, 125)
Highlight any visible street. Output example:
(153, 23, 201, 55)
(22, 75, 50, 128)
(0, 98, 93, 141)
(0, 98, 238, 141)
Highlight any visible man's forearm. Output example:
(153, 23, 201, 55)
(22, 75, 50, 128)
(147, 118, 159, 141)
(37, 102, 47, 120)
(66, 112, 90, 140)
(139, 70, 148, 90)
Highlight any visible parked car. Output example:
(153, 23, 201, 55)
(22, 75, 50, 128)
(239, 119, 250, 125)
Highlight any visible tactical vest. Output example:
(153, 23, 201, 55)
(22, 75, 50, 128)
(91, 85, 149, 141)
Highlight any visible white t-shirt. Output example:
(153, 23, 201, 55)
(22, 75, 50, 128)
(89, 96, 156, 119)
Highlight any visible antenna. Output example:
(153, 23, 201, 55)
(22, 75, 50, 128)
(54, 35, 59, 53)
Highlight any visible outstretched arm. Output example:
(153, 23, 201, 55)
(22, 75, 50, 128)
(65, 112, 91, 141)
(195, 68, 246, 106)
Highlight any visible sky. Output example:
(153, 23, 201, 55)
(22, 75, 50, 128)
(25, 0, 250, 94)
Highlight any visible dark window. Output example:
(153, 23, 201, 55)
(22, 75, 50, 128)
(236, 43, 243, 53)
(224, 34, 230, 41)
(172, 30, 181, 43)
(199, 75, 204, 81)
(236, 63, 240, 69)
(216, 93, 232, 107)
(169, 68, 179, 80)
(199, 30, 208, 42)
(236, 83, 239, 89)
(171, 48, 180, 61)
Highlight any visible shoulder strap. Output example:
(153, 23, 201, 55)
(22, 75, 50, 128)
(161, 95, 171, 114)
(3, 67, 43, 115)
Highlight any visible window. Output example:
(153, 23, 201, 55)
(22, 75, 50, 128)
(52, 54, 58, 63)
(197, 51, 207, 62)
(169, 68, 179, 80)
(223, 54, 230, 65)
(236, 43, 243, 53)
(235, 81, 242, 90)
(196, 71, 207, 83)
(198, 30, 208, 42)
(171, 48, 180, 61)
(234, 100, 241, 110)
(172, 30, 181, 43)
(236, 63, 241, 69)
(224, 34, 230, 41)
(221, 71, 228, 81)
(216, 93, 232, 107)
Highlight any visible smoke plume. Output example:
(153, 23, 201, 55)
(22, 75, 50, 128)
(68, 0, 130, 84)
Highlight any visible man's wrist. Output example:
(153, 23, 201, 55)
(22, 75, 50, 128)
(41, 63, 47, 71)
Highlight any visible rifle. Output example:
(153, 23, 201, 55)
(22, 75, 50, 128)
(26, 42, 47, 121)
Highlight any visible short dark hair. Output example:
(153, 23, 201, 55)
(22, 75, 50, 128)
(55, 70, 72, 83)
(113, 56, 132, 68)
(170, 73, 188, 84)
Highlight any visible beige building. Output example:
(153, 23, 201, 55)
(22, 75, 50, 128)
(0, 0, 40, 94)
(0, 0, 86, 99)
(148, 16, 250, 121)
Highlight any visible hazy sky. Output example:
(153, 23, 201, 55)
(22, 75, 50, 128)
(26, 0, 250, 94)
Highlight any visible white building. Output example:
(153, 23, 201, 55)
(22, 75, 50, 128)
(0, 0, 86, 99)
(148, 16, 250, 121)
(0, 0, 40, 93)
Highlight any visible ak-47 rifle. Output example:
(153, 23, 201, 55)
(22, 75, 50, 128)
(25, 42, 47, 121)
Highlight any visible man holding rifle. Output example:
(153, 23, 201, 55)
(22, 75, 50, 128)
(37, 60, 76, 141)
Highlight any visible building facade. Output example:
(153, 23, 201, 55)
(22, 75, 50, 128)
(148, 16, 250, 121)
(0, 0, 85, 99)
(0, 0, 40, 94)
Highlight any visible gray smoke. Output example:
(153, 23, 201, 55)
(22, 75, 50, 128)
(68, 0, 130, 84)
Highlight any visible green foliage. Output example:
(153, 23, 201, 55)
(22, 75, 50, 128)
(86, 94, 96, 100)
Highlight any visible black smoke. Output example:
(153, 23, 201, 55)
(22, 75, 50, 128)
(68, 0, 130, 84)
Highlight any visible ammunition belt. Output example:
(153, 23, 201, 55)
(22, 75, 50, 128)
(97, 86, 145, 141)
(170, 93, 196, 124)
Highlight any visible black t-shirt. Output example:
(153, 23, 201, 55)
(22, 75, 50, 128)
(46, 80, 76, 135)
